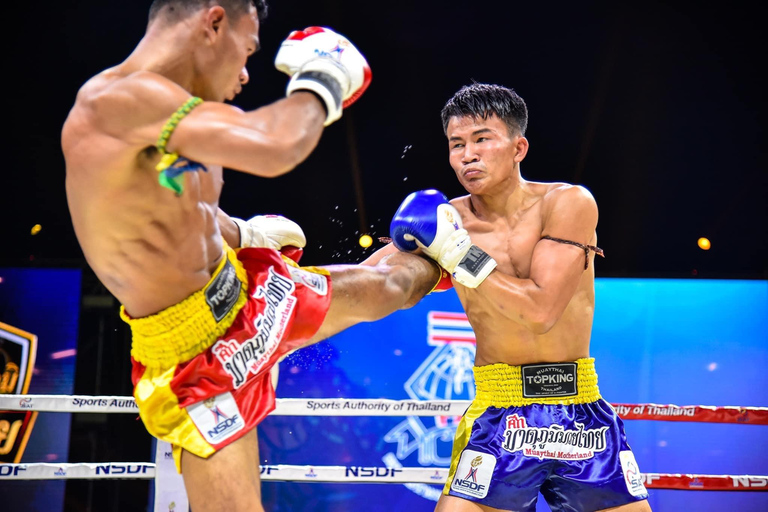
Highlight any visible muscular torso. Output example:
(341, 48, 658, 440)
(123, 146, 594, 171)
(451, 184, 597, 366)
(63, 70, 226, 318)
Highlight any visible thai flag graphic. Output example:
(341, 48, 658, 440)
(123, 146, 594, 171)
(427, 312, 476, 346)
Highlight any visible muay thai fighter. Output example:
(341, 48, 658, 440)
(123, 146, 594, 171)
(61, 2, 440, 511)
(370, 83, 651, 512)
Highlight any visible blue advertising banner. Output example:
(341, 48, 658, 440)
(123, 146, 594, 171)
(260, 279, 768, 512)
(0, 268, 81, 512)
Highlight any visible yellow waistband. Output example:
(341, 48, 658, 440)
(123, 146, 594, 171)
(121, 244, 248, 368)
(472, 358, 600, 407)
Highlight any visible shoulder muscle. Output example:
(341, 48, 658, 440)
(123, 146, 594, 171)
(82, 71, 198, 148)
(541, 184, 598, 239)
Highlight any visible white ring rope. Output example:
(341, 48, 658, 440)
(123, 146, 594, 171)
(2, 463, 766, 491)
(3, 394, 767, 490)
(0, 464, 447, 482)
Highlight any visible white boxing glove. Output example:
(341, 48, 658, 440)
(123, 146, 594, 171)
(419, 228, 497, 290)
(231, 215, 306, 251)
(275, 26, 372, 126)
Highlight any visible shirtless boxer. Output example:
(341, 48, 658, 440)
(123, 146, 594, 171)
(61, 2, 439, 510)
(369, 84, 651, 511)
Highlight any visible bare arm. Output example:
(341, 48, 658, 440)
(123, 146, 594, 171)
(92, 71, 326, 177)
(217, 209, 241, 248)
(360, 242, 399, 266)
(477, 186, 598, 334)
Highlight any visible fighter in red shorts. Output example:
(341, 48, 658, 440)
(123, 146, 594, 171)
(61, 2, 440, 511)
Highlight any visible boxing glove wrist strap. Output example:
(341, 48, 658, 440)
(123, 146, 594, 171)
(451, 245, 497, 288)
(286, 61, 345, 126)
(231, 217, 265, 248)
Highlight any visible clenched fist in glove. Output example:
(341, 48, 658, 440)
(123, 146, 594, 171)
(275, 26, 372, 126)
(390, 190, 497, 289)
(231, 214, 306, 252)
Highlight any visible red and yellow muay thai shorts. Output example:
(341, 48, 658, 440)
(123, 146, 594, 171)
(121, 244, 331, 471)
(444, 359, 648, 511)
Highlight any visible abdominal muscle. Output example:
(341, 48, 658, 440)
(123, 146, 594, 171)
(458, 276, 595, 367)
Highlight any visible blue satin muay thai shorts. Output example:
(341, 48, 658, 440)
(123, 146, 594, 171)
(444, 359, 649, 511)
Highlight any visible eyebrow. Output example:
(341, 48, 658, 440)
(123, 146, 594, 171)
(449, 128, 493, 142)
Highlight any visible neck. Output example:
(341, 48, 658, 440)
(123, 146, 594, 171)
(469, 169, 530, 220)
(122, 22, 199, 93)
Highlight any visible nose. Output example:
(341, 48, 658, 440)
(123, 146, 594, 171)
(239, 67, 249, 85)
(461, 144, 479, 165)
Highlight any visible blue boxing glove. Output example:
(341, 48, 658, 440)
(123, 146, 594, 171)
(390, 190, 497, 288)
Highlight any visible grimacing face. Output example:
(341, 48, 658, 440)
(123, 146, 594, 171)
(446, 114, 523, 195)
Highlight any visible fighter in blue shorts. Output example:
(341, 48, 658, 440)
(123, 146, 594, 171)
(370, 83, 651, 511)
(443, 359, 646, 510)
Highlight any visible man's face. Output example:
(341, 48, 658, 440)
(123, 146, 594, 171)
(446, 114, 522, 194)
(204, 6, 260, 102)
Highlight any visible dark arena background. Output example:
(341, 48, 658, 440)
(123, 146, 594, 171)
(1, 1, 766, 511)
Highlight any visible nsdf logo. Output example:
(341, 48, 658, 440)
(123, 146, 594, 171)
(0, 464, 27, 477)
(453, 456, 487, 495)
(186, 393, 245, 445)
(207, 413, 241, 441)
(95, 464, 153, 475)
(345, 467, 403, 479)
(732, 476, 767, 488)
(450, 450, 496, 499)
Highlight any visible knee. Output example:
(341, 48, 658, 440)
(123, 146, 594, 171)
(376, 258, 431, 310)
(376, 263, 414, 305)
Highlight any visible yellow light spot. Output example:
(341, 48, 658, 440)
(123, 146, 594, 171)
(31, 224, 42, 236)
(359, 234, 373, 248)
(697, 237, 711, 250)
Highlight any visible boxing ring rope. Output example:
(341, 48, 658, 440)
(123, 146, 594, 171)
(2, 462, 766, 491)
(3, 395, 768, 424)
(2, 395, 767, 492)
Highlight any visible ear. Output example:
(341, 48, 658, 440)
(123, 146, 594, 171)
(514, 136, 529, 162)
(203, 5, 226, 43)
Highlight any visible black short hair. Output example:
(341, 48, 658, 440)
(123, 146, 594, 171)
(149, 0, 268, 24)
(441, 83, 528, 137)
